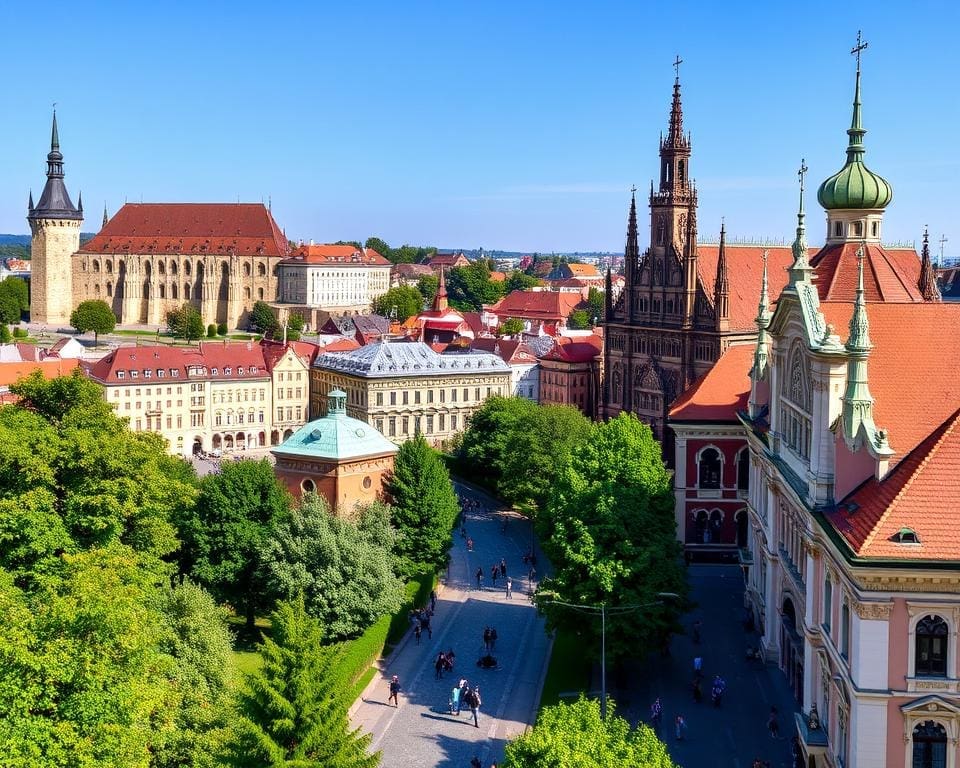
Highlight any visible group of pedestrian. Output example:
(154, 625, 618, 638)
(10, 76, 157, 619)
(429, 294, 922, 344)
(435, 649, 456, 679)
(490, 558, 507, 586)
(411, 606, 433, 645)
(449, 678, 482, 727)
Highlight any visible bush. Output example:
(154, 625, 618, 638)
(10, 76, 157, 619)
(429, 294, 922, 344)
(207, 324, 217, 338)
(217, 322, 228, 336)
(12, 327, 28, 339)
(0, 324, 10, 343)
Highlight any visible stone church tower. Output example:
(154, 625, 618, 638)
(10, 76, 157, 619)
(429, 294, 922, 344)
(28, 113, 83, 327)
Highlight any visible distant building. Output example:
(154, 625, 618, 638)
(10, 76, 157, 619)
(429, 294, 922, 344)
(277, 244, 391, 319)
(545, 262, 603, 284)
(406, 269, 475, 344)
(0, 357, 81, 404)
(538, 334, 602, 417)
(309, 340, 510, 446)
(391, 262, 434, 287)
(271, 389, 397, 514)
(470, 337, 539, 401)
(426, 252, 470, 271)
(482, 289, 585, 337)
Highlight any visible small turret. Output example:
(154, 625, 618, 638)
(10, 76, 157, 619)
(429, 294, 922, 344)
(749, 249, 772, 407)
(918, 227, 941, 301)
(433, 266, 449, 312)
(788, 159, 814, 285)
(28, 111, 82, 221)
(102, 203, 109, 229)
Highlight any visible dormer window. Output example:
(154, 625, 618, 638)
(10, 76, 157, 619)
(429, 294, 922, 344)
(117, 371, 125, 380)
(893, 527, 920, 544)
(131, 371, 139, 379)
(171, 370, 179, 377)
(144, 370, 152, 379)
(211, 368, 219, 375)
(225, 367, 232, 375)
(157, 370, 165, 378)
(237, 367, 245, 375)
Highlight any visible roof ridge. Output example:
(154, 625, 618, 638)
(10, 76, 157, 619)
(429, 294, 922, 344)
(860, 406, 960, 552)
(873, 242, 917, 299)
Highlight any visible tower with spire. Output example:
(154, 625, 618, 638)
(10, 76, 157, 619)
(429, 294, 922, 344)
(918, 227, 941, 301)
(714, 220, 730, 331)
(27, 111, 83, 326)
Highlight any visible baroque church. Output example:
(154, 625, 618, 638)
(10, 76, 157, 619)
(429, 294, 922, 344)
(601, 68, 926, 458)
(27, 114, 289, 329)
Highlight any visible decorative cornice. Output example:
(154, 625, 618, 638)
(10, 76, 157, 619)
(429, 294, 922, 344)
(854, 601, 892, 620)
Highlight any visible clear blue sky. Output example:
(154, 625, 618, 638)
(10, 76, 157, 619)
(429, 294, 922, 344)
(1, 1, 957, 255)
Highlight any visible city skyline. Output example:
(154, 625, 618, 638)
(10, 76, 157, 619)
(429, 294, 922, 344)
(2, 1, 957, 253)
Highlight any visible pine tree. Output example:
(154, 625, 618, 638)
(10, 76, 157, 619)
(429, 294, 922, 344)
(221, 599, 380, 768)
(385, 433, 460, 577)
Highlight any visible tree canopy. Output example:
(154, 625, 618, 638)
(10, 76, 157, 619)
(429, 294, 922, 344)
(568, 308, 593, 330)
(174, 459, 291, 628)
(447, 260, 506, 311)
(505, 271, 541, 293)
(373, 285, 424, 322)
(364, 236, 436, 265)
(385, 433, 459, 577)
(417, 274, 439, 305)
(167, 303, 205, 341)
(534, 413, 687, 662)
(503, 696, 676, 768)
(70, 299, 117, 344)
(263, 495, 405, 641)
(0, 277, 25, 324)
(498, 317, 525, 337)
(220, 598, 379, 768)
(249, 301, 278, 335)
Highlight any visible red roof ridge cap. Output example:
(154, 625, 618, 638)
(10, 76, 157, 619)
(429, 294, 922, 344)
(859, 407, 960, 553)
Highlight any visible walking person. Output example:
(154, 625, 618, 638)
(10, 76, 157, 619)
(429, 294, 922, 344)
(450, 683, 461, 715)
(430, 589, 437, 612)
(675, 714, 687, 741)
(483, 627, 491, 652)
(650, 697, 663, 732)
(467, 685, 481, 728)
(500, 557, 507, 577)
(693, 655, 703, 677)
(768, 706, 780, 739)
(435, 652, 446, 680)
(491, 564, 498, 587)
(421, 612, 432, 640)
(414, 621, 422, 645)
(489, 627, 498, 651)
(505, 577, 513, 599)
(476, 567, 483, 590)
(470, 757, 481, 768)
(387, 675, 401, 707)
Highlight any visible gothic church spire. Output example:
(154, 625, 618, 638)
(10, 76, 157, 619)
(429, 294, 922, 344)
(918, 227, 941, 301)
(714, 220, 729, 331)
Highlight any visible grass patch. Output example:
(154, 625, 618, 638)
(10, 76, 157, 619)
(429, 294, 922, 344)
(111, 329, 173, 337)
(538, 627, 592, 708)
(228, 334, 262, 341)
(233, 650, 262, 677)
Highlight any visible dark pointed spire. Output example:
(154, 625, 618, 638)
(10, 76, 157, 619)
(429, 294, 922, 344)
(29, 111, 81, 221)
(626, 186, 639, 260)
(666, 58, 684, 147)
(604, 266, 613, 321)
(714, 219, 730, 330)
(77, 191, 83, 213)
(28, 190, 34, 212)
(102, 202, 109, 228)
(433, 266, 449, 312)
(750, 250, 772, 403)
(918, 226, 942, 301)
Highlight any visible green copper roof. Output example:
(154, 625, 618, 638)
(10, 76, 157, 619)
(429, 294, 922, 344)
(817, 66, 892, 211)
(272, 390, 397, 461)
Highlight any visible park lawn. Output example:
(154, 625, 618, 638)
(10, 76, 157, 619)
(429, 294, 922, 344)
(538, 626, 592, 709)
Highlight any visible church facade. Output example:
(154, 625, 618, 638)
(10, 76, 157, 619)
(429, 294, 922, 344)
(601, 73, 797, 454)
(28, 115, 289, 330)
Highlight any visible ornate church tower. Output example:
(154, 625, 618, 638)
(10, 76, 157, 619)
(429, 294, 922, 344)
(27, 112, 83, 326)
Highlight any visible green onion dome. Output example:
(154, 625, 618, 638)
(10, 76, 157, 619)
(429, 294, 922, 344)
(817, 68, 892, 210)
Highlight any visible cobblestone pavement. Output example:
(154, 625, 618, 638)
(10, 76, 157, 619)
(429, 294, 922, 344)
(619, 564, 800, 768)
(350, 483, 551, 768)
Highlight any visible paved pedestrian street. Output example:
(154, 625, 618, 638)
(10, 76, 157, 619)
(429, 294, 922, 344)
(350, 484, 550, 768)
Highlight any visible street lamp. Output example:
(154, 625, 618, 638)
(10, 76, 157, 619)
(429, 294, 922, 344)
(539, 592, 680, 719)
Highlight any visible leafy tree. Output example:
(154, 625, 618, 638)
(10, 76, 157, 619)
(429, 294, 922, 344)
(249, 301, 278, 335)
(417, 274, 439, 304)
(498, 317, 525, 336)
(0, 280, 22, 324)
(503, 696, 675, 768)
(220, 598, 379, 768)
(505, 271, 541, 292)
(174, 459, 290, 628)
(167, 303, 205, 341)
(216, 322, 228, 336)
(587, 287, 606, 320)
(0, 324, 10, 343)
(207, 323, 218, 338)
(1, 276, 29, 312)
(568, 308, 593, 330)
(385, 433, 459, 576)
(364, 236, 392, 260)
(12, 327, 28, 339)
(263, 495, 404, 641)
(458, 396, 533, 493)
(373, 285, 424, 322)
(447, 259, 506, 311)
(285, 313, 305, 342)
(534, 414, 687, 662)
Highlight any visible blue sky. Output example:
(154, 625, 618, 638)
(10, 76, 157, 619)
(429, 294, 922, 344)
(1, 1, 957, 254)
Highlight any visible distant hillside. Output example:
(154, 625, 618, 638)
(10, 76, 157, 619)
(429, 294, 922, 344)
(0, 233, 96, 260)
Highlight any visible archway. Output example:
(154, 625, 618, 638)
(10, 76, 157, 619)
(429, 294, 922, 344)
(212, 434, 222, 450)
(283, 428, 294, 441)
(223, 434, 234, 450)
(236, 432, 246, 450)
(192, 437, 203, 455)
(271, 430, 280, 445)
(781, 597, 804, 703)
(912, 721, 947, 768)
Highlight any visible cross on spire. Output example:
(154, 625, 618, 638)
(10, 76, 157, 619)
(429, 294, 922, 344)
(798, 158, 809, 194)
(851, 30, 868, 72)
(673, 55, 683, 79)
(630, 184, 637, 194)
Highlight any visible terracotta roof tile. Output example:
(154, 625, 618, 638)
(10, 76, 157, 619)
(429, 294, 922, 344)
(283, 244, 389, 266)
(80, 203, 289, 258)
(668, 344, 754, 422)
(487, 290, 585, 322)
(0, 358, 80, 387)
(540, 335, 602, 362)
(811, 243, 922, 302)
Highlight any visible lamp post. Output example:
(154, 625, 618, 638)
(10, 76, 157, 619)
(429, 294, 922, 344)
(541, 592, 679, 719)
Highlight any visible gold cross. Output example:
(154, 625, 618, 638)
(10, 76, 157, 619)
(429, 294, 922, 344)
(851, 30, 868, 71)
(673, 55, 683, 78)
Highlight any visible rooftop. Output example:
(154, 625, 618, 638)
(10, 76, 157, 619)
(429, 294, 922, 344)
(283, 244, 389, 266)
(669, 344, 754, 422)
(314, 340, 510, 378)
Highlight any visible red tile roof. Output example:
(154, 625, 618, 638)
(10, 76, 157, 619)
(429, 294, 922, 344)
(80, 203, 289, 258)
(668, 344, 754, 422)
(565, 263, 600, 277)
(283, 244, 389, 266)
(470, 338, 538, 364)
(85, 342, 269, 385)
(488, 290, 585, 322)
(427, 253, 469, 267)
(0, 358, 80, 387)
(811, 243, 922, 302)
(541, 335, 602, 363)
(815, 301, 960, 559)
(696, 244, 797, 331)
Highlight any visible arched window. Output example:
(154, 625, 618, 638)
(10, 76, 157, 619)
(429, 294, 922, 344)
(912, 721, 947, 768)
(841, 602, 851, 658)
(916, 615, 949, 677)
(823, 578, 832, 633)
(258, 262, 266, 277)
(698, 448, 722, 489)
(678, 160, 686, 184)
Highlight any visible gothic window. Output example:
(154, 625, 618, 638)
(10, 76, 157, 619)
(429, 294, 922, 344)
(737, 448, 749, 491)
(92, 259, 101, 273)
(872, 221, 879, 238)
(656, 216, 666, 246)
(916, 615, 949, 677)
(678, 160, 686, 184)
(258, 287, 265, 300)
(172, 283, 178, 299)
(781, 343, 812, 459)
(244, 262, 252, 277)
(94, 284, 101, 296)
(612, 369, 622, 402)
(170, 261, 177, 275)
(823, 579, 832, 633)
(655, 260, 664, 285)
(698, 448, 722, 489)
(841, 601, 851, 658)
(678, 214, 687, 243)
(159, 284, 166, 299)
(694, 510, 708, 543)
(184, 283, 191, 300)
(258, 263, 267, 277)
(106, 260, 113, 274)
(106, 282, 113, 298)
(912, 721, 947, 768)
(158, 261, 165, 275)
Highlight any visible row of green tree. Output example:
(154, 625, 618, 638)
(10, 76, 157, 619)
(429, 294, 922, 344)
(0, 371, 461, 766)
(456, 397, 688, 662)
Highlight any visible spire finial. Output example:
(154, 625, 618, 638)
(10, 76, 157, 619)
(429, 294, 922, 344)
(673, 54, 683, 81)
(847, 31, 868, 159)
(852, 30, 868, 73)
(789, 160, 813, 282)
(750, 249, 772, 386)
(847, 244, 872, 352)
(433, 265, 449, 312)
(918, 225, 942, 301)
(102, 202, 109, 228)
(51, 107, 59, 151)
